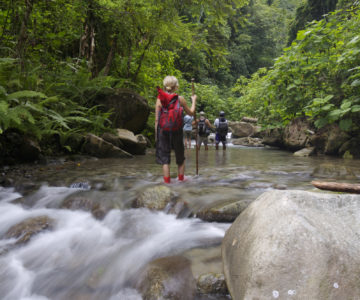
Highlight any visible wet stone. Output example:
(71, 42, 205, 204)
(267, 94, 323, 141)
(197, 200, 250, 223)
(136, 255, 196, 300)
(196, 272, 229, 296)
(61, 196, 108, 219)
(5, 216, 53, 245)
(133, 185, 174, 210)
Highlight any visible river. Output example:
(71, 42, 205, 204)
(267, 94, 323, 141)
(1, 144, 360, 299)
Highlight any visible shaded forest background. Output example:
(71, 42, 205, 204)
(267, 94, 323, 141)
(0, 0, 359, 157)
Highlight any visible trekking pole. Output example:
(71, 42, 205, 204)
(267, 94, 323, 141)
(192, 78, 199, 176)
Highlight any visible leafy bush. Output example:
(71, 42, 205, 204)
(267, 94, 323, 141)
(233, 5, 360, 132)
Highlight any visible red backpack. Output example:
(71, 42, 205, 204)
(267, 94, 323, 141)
(157, 87, 183, 132)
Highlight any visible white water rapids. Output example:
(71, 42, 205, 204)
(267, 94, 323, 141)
(0, 186, 228, 300)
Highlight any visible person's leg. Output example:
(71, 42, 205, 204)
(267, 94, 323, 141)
(156, 129, 171, 183)
(163, 164, 171, 183)
(215, 133, 220, 150)
(173, 130, 185, 181)
(204, 137, 208, 151)
(178, 162, 185, 181)
(222, 136, 226, 150)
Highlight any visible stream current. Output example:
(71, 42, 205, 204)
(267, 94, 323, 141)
(1, 144, 360, 299)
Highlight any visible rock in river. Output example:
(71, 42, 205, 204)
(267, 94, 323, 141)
(136, 255, 196, 300)
(222, 190, 360, 300)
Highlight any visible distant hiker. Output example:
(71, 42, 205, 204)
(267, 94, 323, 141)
(214, 111, 228, 150)
(155, 76, 197, 183)
(183, 114, 194, 149)
(195, 111, 213, 150)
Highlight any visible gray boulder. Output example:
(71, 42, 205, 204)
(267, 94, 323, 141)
(136, 256, 196, 300)
(116, 129, 147, 155)
(133, 185, 174, 210)
(309, 124, 350, 155)
(338, 137, 360, 159)
(222, 190, 360, 300)
(197, 200, 250, 222)
(232, 137, 264, 147)
(81, 134, 133, 158)
(197, 273, 229, 296)
(101, 132, 124, 149)
(293, 147, 315, 157)
(98, 88, 150, 134)
(229, 122, 255, 138)
(262, 128, 283, 148)
(283, 117, 313, 150)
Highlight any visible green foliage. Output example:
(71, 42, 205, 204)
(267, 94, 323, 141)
(0, 58, 112, 151)
(233, 5, 360, 132)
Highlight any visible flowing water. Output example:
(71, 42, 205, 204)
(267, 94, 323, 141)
(1, 144, 360, 300)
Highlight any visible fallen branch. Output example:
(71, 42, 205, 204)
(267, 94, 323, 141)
(311, 180, 360, 194)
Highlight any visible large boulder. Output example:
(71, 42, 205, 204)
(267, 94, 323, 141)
(81, 133, 133, 158)
(116, 129, 147, 155)
(222, 190, 360, 300)
(0, 131, 41, 165)
(262, 128, 284, 148)
(283, 117, 313, 150)
(229, 122, 255, 138)
(310, 124, 350, 155)
(98, 88, 150, 134)
(339, 137, 360, 159)
(136, 256, 196, 300)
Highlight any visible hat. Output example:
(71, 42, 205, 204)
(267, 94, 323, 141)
(219, 111, 225, 117)
(200, 111, 205, 116)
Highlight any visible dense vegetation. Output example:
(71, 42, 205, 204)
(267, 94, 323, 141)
(1, 0, 359, 159)
(232, 1, 360, 135)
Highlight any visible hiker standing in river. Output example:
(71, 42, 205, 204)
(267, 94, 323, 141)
(194, 111, 213, 151)
(155, 76, 197, 183)
(183, 114, 194, 149)
(214, 111, 229, 150)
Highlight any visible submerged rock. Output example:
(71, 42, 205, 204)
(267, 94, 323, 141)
(197, 200, 250, 223)
(61, 196, 108, 219)
(133, 185, 173, 210)
(293, 147, 315, 157)
(197, 273, 229, 296)
(5, 216, 53, 245)
(222, 190, 360, 300)
(136, 255, 196, 300)
(232, 137, 264, 147)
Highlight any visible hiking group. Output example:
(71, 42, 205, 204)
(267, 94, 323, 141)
(155, 75, 228, 184)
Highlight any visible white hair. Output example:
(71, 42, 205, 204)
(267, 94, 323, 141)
(163, 76, 179, 93)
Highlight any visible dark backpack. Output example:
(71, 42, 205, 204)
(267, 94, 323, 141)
(198, 119, 207, 136)
(158, 95, 183, 132)
(217, 118, 228, 136)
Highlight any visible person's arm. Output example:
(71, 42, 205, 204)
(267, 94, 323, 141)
(205, 119, 215, 130)
(180, 95, 196, 116)
(155, 98, 161, 140)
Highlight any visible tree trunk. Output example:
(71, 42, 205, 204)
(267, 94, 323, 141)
(311, 181, 360, 194)
(103, 36, 117, 76)
(17, 0, 34, 71)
